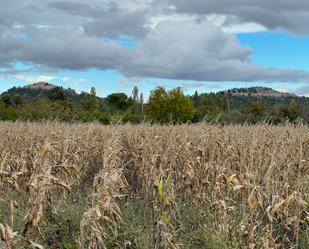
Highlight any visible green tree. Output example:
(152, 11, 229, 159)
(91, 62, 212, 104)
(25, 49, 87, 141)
(106, 93, 129, 113)
(0, 99, 6, 120)
(47, 87, 67, 101)
(20, 98, 52, 121)
(81, 87, 99, 111)
(145, 87, 168, 122)
(2, 107, 18, 121)
(132, 86, 139, 102)
(146, 87, 195, 123)
(132, 86, 140, 115)
(288, 99, 302, 121)
(166, 88, 196, 122)
(194, 94, 222, 121)
(50, 100, 77, 121)
(2, 94, 22, 108)
(192, 91, 199, 107)
(140, 92, 144, 116)
(248, 101, 267, 120)
(222, 94, 230, 112)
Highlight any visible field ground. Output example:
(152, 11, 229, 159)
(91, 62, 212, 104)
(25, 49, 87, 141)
(0, 122, 309, 248)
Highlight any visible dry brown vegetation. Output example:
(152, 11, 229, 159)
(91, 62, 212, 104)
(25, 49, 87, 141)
(0, 121, 309, 249)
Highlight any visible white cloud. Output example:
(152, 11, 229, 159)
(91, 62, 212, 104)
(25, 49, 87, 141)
(60, 77, 86, 83)
(61, 77, 70, 82)
(180, 82, 223, 90)
(0, 0, 309, 86)
(123, 20, 309, 82)
(116, 77, 144, 88)
(275, 87, 289, 93)
(166, 0, 309, 35)
(12, 74, 54, 83)
(206, 14, 267, 33)
(8, 74, 87, 92)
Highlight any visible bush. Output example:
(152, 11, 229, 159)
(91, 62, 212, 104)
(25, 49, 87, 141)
(78, 111, 110, 124)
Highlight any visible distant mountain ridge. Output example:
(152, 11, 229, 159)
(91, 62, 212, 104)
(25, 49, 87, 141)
(218, 86, 296, 98)
(23, 82, 58, 90)
(3, 83, 299, 98)
(23, 82, 79, 95)
(1, 82, 309, 123)
(0, 82, 84, 104)
(0, 83, 305, 107)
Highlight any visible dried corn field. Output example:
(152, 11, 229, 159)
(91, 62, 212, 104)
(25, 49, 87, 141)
(0, 121, 309, 249)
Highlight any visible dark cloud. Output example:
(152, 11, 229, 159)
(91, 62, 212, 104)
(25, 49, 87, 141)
(123, 21, 309, 82)
(83, 10, 148, 38)
(6, 29, 130, 70)
(165, 0, 309, 34)
(50, 1, 150, 38)
(1, 0, 309, 84)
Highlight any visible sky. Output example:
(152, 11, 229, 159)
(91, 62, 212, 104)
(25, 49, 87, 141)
(1, 1, 309, 97)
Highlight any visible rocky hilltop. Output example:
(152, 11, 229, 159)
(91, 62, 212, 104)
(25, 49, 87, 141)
(23, 82, 58, 90)
(223, 86, 296, 98)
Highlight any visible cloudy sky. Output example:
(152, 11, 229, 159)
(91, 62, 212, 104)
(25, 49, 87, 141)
(1, 0, 309, 96)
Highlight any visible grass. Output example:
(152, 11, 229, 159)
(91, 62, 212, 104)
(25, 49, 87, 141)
(0, 121, 309, 248)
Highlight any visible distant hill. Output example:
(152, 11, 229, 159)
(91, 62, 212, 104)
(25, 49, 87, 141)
(23, 82, 58, 90)
(192, 86, 309, 122)
(218, 86, 296, 98)
(1, 83, 309, 124)
(1, 83, 308, 112)
(0, 82, 84, 104)
(212, 86, 304, 110)
(23, 82, 79, 95)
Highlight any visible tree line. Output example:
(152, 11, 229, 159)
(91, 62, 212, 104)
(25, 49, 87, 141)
(0, 85, 306, 124)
